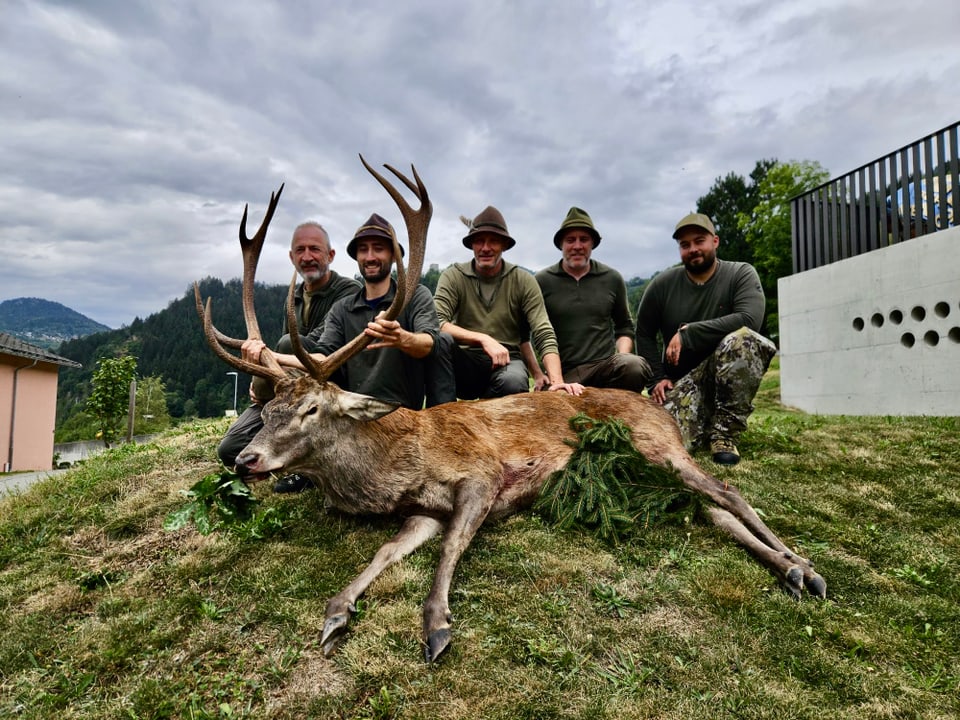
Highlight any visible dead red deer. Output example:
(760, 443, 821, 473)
(196, 157, 826, 663)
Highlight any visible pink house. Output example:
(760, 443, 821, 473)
(0, 332, 81, 472)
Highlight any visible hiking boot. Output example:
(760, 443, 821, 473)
(273, 473, 314, 494)
(710, 438, 741, 466)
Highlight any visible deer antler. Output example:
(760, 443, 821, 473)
(288, 157, 432, 383)
(198, 184, 288, 381)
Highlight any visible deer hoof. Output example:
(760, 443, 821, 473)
(782, 566, 804, 600)
(424, 628, 452, 663)
(320, 613, 351, 655)
(805, 572, 827, 599)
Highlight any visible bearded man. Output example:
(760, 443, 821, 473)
(217, 221, 358, 492)
(261, 213, 455, 411)
(635, 212, 776, 466)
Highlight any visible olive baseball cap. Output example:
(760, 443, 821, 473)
(672, 212, 716, 239)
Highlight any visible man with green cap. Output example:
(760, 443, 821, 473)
(433, 206, 583, 399)
(529, 207, 651, 392)
(635, 212, 777, 466)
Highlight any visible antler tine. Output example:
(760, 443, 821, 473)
(309, 228, 407, 382)
(202, 298, 286, 382)
(284, 272, 327, 378)
(238, 183, 285, 342)
(305, 157, 431, 384)
(358, 156, 431, 297)
(193, 282, 243, 349)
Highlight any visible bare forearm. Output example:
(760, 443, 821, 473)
(541, 353, 565, 386)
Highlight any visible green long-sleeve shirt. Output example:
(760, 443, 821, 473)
(634, 260, 765, 383)
(433, 260, 559, 357)
(535, 260, 634, 373)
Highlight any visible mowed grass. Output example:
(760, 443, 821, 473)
(1, 362, 958, 719)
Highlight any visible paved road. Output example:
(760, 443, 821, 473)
(0, 468, 69, 496)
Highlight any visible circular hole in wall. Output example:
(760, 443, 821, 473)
(949, 327, 960, 344)
(871, 313, 884, 327)
(934, 301, 950, 318)
(912, 305, 926, 321)
(889, 309, 903, 324)
(853, 317, 865, 331)
(901, 333, 915, 348)
(924, 331, 940, 347)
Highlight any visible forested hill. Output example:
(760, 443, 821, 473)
(57, 278, 290, 425)
(55, 271, 653, 434)
(0, 297, 111, 349)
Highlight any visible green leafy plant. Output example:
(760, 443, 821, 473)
(86, 355, 137, 446)
(534, 413, 703, 543)
(164, 467, 282, 538)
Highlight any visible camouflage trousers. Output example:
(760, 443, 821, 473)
(662, 327, 777, 451)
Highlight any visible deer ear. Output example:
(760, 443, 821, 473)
(336, 390, 400, 421)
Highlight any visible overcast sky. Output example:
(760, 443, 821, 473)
(2, 0, 957, 329)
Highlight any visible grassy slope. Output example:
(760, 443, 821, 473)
(1, 364, 958, 719)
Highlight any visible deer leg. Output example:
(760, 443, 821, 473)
(671, 458, 826, 598)
(321, 514, 444, 656)
(421, 480, 496, 663)
(706, 507, 827, 599)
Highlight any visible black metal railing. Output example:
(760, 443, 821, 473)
(790, 121, 958, 273)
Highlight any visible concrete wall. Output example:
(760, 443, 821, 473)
(778, 226, 960, 415)
(53, 435, 158, 467)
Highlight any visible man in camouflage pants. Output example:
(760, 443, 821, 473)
(635, 213, 777, 465)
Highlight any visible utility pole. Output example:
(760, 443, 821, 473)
(226, 372, 239, 417)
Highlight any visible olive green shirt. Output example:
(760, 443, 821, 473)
(535, 260, 633, 373)
(634, 260, 765, 384)
(433, 260, 559, 357)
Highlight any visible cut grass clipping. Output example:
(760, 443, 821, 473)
(534, 413, 704, 543)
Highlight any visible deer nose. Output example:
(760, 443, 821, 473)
(236, 452, 260, 471)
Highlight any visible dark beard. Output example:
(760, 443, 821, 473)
(684, 253, 716, 277)
(363, 263, 391, 283)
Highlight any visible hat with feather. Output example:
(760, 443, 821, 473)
(460, 206, 516, 250)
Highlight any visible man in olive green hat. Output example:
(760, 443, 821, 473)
(433, 206, 583, 399)
(529, 207, 651, 393)
(635, 211, 777, 466)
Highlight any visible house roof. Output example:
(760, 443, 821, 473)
(0, 332, 82, 368)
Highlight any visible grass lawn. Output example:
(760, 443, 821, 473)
(1, 361, 958, 719)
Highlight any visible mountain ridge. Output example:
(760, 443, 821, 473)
(0, 297, 112, 349)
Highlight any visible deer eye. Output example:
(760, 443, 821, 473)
(303, 405, 318, 417)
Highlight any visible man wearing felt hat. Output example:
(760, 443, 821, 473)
(635, 211, 776, 466)
(529, 207, 651, 392)
(433, 206, 583, 399)
(262, 212, 456, 409)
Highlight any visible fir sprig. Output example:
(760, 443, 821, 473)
(534, 413, 704, 544)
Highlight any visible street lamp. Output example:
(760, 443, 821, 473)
(226, 372, 238, 416)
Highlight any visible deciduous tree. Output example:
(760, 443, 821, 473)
(86, 355, 137, 446)
(738, 160, 830, 336)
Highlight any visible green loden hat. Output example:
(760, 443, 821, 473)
(553, 206, 601, 249)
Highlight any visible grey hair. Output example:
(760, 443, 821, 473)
(291, 221, 330, 248)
